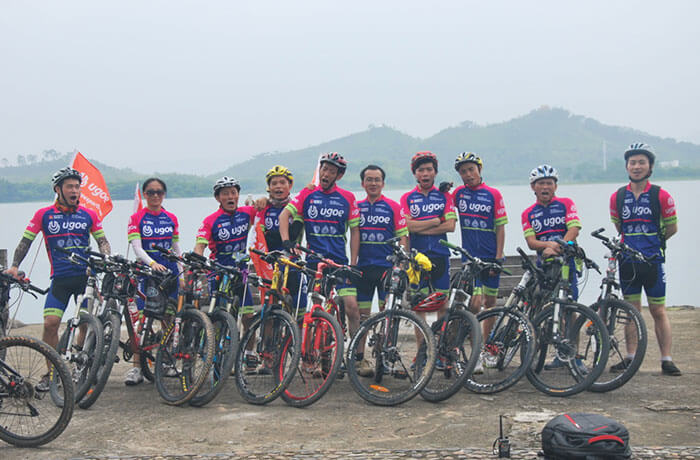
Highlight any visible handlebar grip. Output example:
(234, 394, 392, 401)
(28, 283, 49, 295)
(516, 247, 529, 258)
(250, 248, 266, 256)
(590, 227, 606, 239)
(500, 267, 512, 276)
(185, 251, 208, 263)
(152, 244, 170, 254)
(88, 249, 105, 259)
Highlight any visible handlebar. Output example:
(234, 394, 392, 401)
(0, 270, 49, 296)
(590, 228, 652, 263)
(440, 239, 512, 275)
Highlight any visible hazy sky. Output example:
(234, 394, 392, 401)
(2, 1, 698, 174)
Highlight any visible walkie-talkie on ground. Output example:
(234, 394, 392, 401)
(492, 414, 511, 458)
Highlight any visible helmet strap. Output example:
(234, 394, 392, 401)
(55, 186, 78, 212)
(268, 196, 290, 208)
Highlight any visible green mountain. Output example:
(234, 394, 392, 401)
(2, 107, 699, 202)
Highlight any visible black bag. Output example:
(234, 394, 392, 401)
(143, 275, 177, 319)
(541, 413, 631, 460)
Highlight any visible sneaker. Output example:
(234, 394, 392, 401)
(124, 367, 144, 386)
(574, 358, 588, 376)
(473, 359, 484, 375)
(357, 358, 374, 377)
(434, 357, 447, 372)
(610, 358, 632, 373)
(543, 357, 566, 370)
(661, 360, 682, 376)
(482, 353, 499, 369)
(35, 373, 51, 392)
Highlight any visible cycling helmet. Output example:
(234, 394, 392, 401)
(266, 165, 294, 184)
(624, 142, 656, 166)
(454, 152, 483, 171)
(319, 152, 347, 173)
(213, 176, 240, 195)
(529, 164, 559, 184)
(52, 167, 82, 188)
(412, 291, 447, 313)
(411, 151, 438, 173)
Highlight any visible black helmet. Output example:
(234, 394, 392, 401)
(52, 167, 82, 188)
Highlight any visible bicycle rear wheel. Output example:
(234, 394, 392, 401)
(139, 316, 168, 382)
(465, 307, 536, 394)
(281, 308, 343, 407)
(234, 308, 300, 405)
(347, 309, 435, 406)
(420, 308, 481, 402)
(0, 336, 74, 447)
(155, 308, 215, 405)
(51, 312, 104, 406)
(586, 298, 646, 393)
(527, 301, 610, 397)
(79, 304, 121, 409)
(189, 309, 239, 407)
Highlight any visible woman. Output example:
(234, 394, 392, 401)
(125, 178, 181, 385)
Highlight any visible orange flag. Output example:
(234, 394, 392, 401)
(133, 182, 143, 213)
(250, 215, 273, 299)
(72, 152, 113, 220)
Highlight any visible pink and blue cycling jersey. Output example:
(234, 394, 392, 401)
(400, 186, 457, 257)
(285, 185, 360, 264)
(357, 195, 408, 268)
(521, 197, 581, 244)
(23, 204, 105, 278)
(196, 206, 256, 267)
(452, 183, 508, 259)
(609, 182, 677, 261)
(128, 208, 180, 271)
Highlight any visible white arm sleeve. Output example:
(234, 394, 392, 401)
(130, 239, 155, 266)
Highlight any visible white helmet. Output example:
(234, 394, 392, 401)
(624, 143, 656, 166)
(52, 167, 82, 188)
(529, 164, 558, 184)
(213, 176, 240, 195)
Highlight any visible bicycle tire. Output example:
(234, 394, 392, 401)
(281, 308, 343, 407)
(347, 309, 435, 406)
(140, 316, 167, 382)
(586, 297, 647, 392)
(79, 304, 121, 409)
(0, 335, 74, 447)
(420, 308, 481, 402)
(189, 309, 239, 407)
(50, 312, 104, 406)
(526, 301, 610, 397)
(465, 307, 536, 394)
(155, 308, 215, 405)
(234, 308, 300, 405)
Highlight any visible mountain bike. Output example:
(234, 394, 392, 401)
(522, 239, 611, 397)
(346, 238, 436, 406)
(149, 247, 215, 405)
(587, 228, 648, 392)
(49, 248, 104, 407)
(463, 249, 537, 395)
(229, 255, 300, 405)
(0, 270, 74, 447)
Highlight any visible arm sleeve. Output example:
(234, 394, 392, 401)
(130, 239, 155, 266)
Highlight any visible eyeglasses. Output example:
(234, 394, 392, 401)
(145, 189, 165, 196)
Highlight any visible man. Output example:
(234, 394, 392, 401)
(451, 152, 507, 371)
(195, 177, 257, 323)
(355, 164, 408, 375)
(278, 152, 361, 364)
(521, 164, 581, 370)
(400, 152, 457, 301)
(4, 167, 111, 389)
(609, 143, 680, 376)
(256, 165, 307, 317)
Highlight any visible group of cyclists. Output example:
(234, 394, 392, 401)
(3, 141, 681, 396)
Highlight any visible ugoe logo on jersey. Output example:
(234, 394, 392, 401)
(308, 205, 319, 219)
(362, 214, 390, 226)
(264, 216, 275, 229)
(458, 199, 468, 213)
(468, 202, 492, 213)
(543, 216, 566, 228)
(142, 225, 173, 237)
(217, 228, 230, 240)
(532, 219, 543, 233)
(47, 220, 61, 234)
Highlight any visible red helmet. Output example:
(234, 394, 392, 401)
(411, 291, 447, 313)
(411, 151, 438, 174)
(320, 152, 347, 173)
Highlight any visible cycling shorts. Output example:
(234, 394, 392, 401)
(44, 275, 88, 318)
(356, 265, 389, 310)
(619, 261, 665, 304)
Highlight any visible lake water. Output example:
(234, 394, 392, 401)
(3, 180, 698, 324)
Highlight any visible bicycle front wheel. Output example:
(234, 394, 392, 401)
(189, 309, 239, 407)
(0, 336, 74, 447)
(347, 309, 435, 406)
(527, 301, 610, 397)
(234, 308, 300, 405)
(79, 303, 122, 409)
(420, 308, 481, 402)
(51, 312, 104, 406)
(587, 298, 647, 393)
(281, 308, 343, 407)
(465, 307, 536, 394)
(155, 308, 215, 405)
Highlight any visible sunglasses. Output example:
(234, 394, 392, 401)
(145, 189, 165, 196)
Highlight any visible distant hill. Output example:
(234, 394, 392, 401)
(2, 107, 699, 202)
